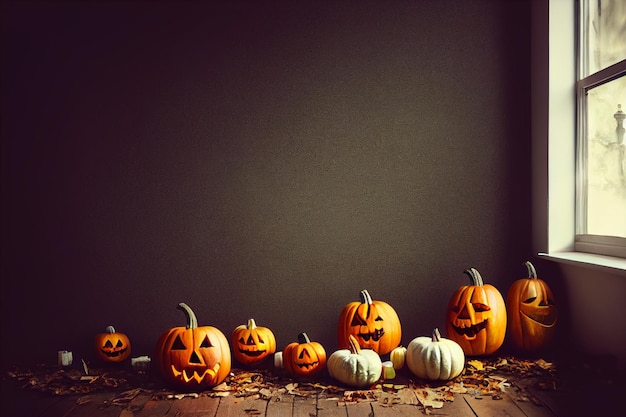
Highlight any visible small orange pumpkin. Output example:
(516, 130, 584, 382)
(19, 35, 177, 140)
(283, 333, 327, 377)
(155, 303, 231, 389)
(231, 318, 276, 365)
(94, 326, 131, 363)
(337, 289, 402, 355)
(506, 261, 558, 352)
(445, 268, 507, 356)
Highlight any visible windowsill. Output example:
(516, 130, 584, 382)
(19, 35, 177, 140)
(538, 252, 626, 276)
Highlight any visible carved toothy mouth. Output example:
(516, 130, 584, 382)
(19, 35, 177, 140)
(451, 320, 488, 339)
(358, 329, 385, 342)
(101, 347, 128, 357)
(239, 349, 266, 357)
(297, 361, 319, 369)
(171, 363, 220, 384)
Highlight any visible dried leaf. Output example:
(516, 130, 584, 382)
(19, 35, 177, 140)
(467, 360, 484, 371)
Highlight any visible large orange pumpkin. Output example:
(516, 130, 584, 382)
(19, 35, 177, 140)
(338, 289, 401, 355)
(282, 332, 327, 377)
(155, 303, 231, 390)
(446, 268, 507, 356)
(506, 261, 558, 352)
(231, 318, 276, 365)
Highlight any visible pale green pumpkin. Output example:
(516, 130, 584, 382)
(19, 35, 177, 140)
(327, 335, 382, 388)
(406, 328, 465, 381)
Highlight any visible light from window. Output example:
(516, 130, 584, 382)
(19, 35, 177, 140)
(578, 0, 626, 246)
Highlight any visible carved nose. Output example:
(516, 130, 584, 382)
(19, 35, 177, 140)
(189, 351, 202, 364)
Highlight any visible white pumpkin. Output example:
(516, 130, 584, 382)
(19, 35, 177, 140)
(406, 328, 465, 381)
(328, 335, 382, 387)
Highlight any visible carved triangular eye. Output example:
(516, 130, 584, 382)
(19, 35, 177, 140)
(115, 340, 123, 348)
(523, 297, 537, 304)
(104, 340, 114, 348)
(172, 335, 186, 350)
(351, 314, 368, 326)
(375, 316, 383, 321)
(246, 335, 255, 345)
(472, 303, 490, 312)
(298, 348, 310, 360)
(200, 335, 213, 348)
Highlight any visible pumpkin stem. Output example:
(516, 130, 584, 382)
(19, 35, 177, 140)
(105, 326, 115, 334)
(297, 332, 311, 344)
(525, 261, 538, 279)
(432, 328, 441, 342)
(464, 268, 484, 286)
(348, 334, 361, 354)
(359, 289, 373, 305)
(177, 302, 198, 329)
(247, 318, 257, 330)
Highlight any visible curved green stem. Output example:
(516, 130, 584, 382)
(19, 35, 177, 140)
(177, 302, 198, 329)
(464, 267, 484, 286)
(297, 332, 311, 344)
(432, 328, 441, 342)
(524, 261, 538, 279)
(359, 289, 373, 305)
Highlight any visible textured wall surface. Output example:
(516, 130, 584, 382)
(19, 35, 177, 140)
(1, 0, 532, 367)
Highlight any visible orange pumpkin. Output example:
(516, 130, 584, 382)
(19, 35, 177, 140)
(231, 318, 276, 365)
(94, 326, 131, 363)
(446, 268, 507, 356)
(506, 261, 558, 352)
(338, 289, 402, 355)
(155, 303, 231, 389)
(283, 332, 327, 377)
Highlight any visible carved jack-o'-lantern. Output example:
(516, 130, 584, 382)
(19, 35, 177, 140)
(94, 326, 131, 363)
(506, 261, 558, 352)
(283, 333, 327, 377)
(155, 303, 231, 390)
(338, 289, 402, 355)
(231, 318, 276, 365)
(446, 268, 507, 356)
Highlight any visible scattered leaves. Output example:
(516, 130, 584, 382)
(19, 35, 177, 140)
(6, 356, 560, 414)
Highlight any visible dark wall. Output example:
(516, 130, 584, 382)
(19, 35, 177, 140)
(1, 0, 531, 368)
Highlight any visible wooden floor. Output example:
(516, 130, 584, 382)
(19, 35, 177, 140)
(2, 358, 623, 417)
(1, 382, 623, 417)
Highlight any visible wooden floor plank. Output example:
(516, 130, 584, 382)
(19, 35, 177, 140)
(316, 392, 347, 417)
(427, 395, 478, 417)
(292, 394, 317, 417)
(119, 393, 154, 417)
(165, 395, 220, 416)
(64, 392, 122, 417)
(215, 394, 268, 417)
(503, 392, 557, 417)
(344, 401, 373, 417)
(464, 393, 528, 417)
(266, 394, 293, 417)
(132, 399, 172, 417)
(371, 403, 421, 416)
(36, 396, 78, 417)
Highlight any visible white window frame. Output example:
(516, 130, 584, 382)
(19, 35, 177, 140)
(531, 0, 626, 275)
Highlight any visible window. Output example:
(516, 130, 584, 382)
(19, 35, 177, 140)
(576, 0, 626, 258)
(531, 0, 626, 272)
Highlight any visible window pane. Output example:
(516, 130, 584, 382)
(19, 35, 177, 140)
(582, 0, 626, 76)
(585, 75, 626, 237)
